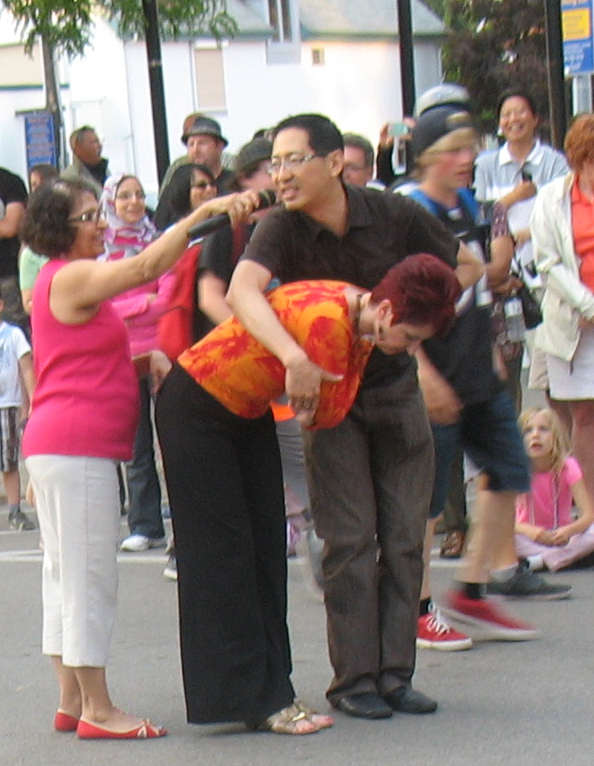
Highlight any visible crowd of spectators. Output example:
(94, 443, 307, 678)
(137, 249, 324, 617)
(2, 84, 594, 742)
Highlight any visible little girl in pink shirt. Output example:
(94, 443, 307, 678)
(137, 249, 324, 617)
(515, 407, 594, 571)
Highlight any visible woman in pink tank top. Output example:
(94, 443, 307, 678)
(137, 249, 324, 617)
(20, 178, 259, 741)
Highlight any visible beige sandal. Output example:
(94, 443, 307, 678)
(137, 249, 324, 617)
(294, 700, 334, 730)
(257, 703, 319, 735)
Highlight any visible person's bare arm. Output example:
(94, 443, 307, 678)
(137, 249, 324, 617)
(227, 259, 342, 412)
(21, 288, 33, 316)
(198, 272, 233, 326)
(515, 521, 554, 545)
(415, 347, 462, 425)
(487, 234, 515, 289)
(455, 241, 484, 290)
(51, 192, 259, 324)
(498, 180, 536, 210)
(550, 478, 594, 545)
(18, 352, 35, 417)
(0, 202, 25, 239)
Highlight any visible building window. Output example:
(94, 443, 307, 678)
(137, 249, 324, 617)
(193, 47, 226, 110)
(266, 0, 300, 64)
(268, 0, 293, 42)
(0, 43, 43, 88)
(312, 48, 325, 66)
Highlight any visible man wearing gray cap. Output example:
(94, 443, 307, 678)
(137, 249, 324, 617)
(160, 115, 234, 197)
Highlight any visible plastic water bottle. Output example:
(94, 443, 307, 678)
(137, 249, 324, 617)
(504, 296, 526, 343)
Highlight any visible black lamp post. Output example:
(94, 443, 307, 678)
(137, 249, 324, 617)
(543, 0, 567, 148)
(396, 0, 415, 172)
(142, 0, 171, 185)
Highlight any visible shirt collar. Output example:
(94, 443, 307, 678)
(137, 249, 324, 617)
(498, 139, 544, 167)
(291, 183, 374, 240)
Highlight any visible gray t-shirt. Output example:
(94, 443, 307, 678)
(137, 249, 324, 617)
(474, 140, 568, 286)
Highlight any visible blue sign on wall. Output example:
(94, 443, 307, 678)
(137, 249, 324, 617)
(24, 112, 57, 170)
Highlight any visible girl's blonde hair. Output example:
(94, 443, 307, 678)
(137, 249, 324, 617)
(518, 407, 570, 475)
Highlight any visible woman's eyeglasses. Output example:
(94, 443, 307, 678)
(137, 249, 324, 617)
(68, 207, 106, 224)
(191, 181, 216, 190)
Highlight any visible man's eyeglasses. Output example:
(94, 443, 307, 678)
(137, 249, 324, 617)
(343, 163, 368, 173)
(191, 181, 216, 190)
(115, 191, 146, 201)
(68, 207, 106, 225)
(267, 154, 321, 175)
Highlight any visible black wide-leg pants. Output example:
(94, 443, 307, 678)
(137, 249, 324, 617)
(155, 364, 294, 724)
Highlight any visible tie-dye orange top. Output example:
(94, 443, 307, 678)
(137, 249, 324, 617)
(178, 280, 373, 429)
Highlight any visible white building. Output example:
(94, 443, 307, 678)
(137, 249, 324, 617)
(0, 0, 445, 193)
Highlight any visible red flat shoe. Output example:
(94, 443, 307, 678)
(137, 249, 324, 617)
(54, 710, 79, 732)
(76, 718, 167, 739)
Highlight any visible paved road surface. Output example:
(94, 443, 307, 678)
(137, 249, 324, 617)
(2, 503, 594, 766)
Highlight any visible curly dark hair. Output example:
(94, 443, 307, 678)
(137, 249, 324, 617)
(20, 179, 98, 258)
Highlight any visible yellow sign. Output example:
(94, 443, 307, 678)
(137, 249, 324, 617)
(562, 9, 591, 41)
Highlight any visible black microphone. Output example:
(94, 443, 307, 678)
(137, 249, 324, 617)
(187, 189, 277, 242)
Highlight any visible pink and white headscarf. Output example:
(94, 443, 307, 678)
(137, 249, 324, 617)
(100, 173, 157, 261)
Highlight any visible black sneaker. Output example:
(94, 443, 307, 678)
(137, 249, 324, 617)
(8, 508, 36, 531)
(487, 560, 571, 600)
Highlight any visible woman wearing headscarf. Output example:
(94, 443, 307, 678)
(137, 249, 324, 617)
(100, 173, 174, 552)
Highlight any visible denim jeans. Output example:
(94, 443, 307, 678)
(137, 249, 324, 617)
(429, 389, 530, 518)
(125, 376, 164, 539)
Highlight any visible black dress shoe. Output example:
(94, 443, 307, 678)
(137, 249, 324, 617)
(383, 686, 437, 714)
(335, 692, 393, 719)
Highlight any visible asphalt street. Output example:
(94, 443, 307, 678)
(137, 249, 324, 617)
(2, 502, 594, 766)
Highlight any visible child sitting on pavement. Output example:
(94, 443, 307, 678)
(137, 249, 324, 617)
(515, 407, 594, 571)
(0, 287, 36, 530)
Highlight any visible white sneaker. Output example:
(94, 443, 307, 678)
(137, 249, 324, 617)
(120, 534, 166, 552)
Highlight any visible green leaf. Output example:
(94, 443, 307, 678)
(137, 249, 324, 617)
(1, 0, 237, 56)
(440, 0, 548, 134)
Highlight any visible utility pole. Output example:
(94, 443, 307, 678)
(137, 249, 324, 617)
(142, 0, 170, 185)
(543, 0, 567, 148)
(396, 0, 415, 172)
(396, 0, 416, 117)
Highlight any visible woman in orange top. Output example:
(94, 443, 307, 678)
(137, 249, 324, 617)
(532, 114, 594, 507)
(155, 253, 460, 736)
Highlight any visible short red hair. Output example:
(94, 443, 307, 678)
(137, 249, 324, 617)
(565, 113, 594, 170)
(370, 253, 461, 335)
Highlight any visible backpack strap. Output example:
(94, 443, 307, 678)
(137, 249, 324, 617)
(409, 186, 479, 223)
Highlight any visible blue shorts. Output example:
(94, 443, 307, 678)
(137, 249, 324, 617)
(428, 390, 530, 519)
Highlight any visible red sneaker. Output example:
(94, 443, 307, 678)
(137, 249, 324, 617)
(441, 590, 540, 641)
(417, 607, 473, 651)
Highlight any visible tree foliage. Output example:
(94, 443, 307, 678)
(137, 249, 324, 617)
(438, 0, 547, 133)
(1, 0, 237, 57)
